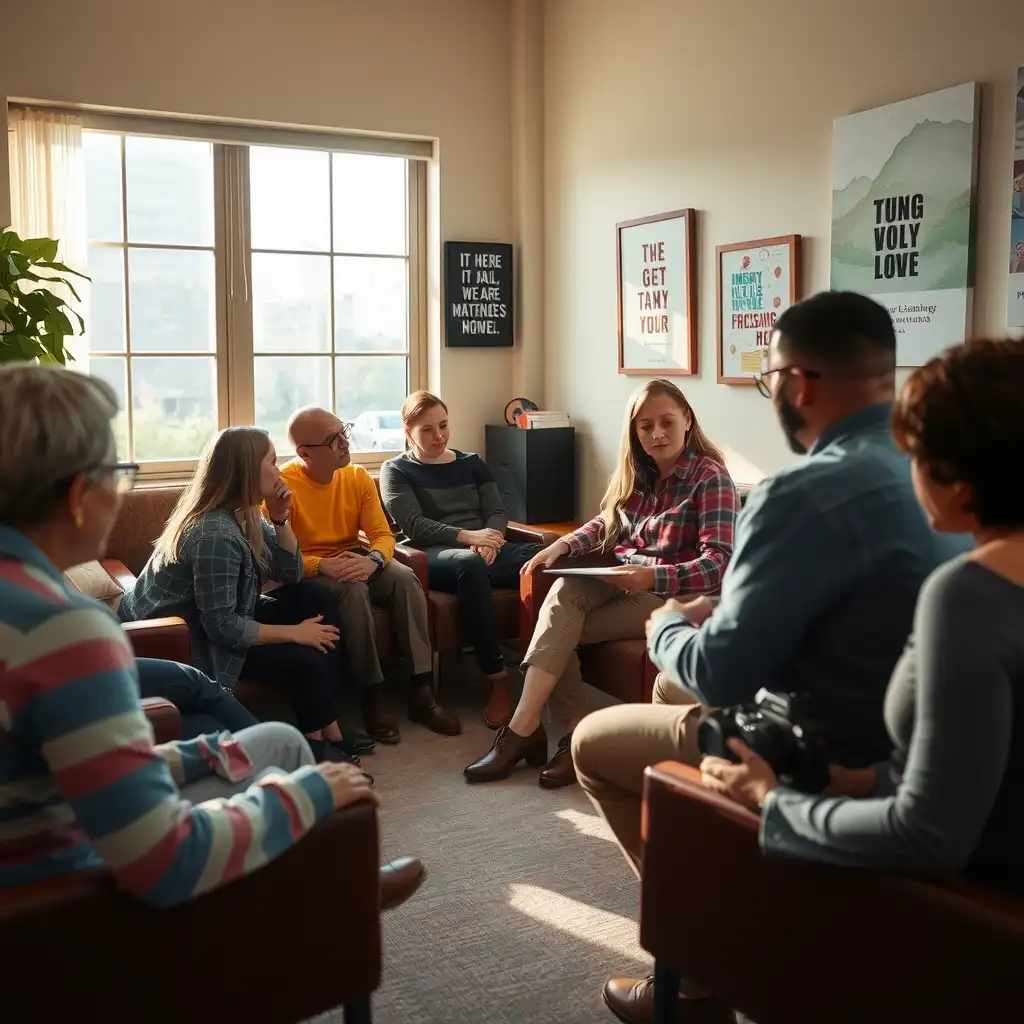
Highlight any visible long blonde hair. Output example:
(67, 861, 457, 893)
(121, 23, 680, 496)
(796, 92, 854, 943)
(597, 379, 724, 553)
(152, 427, 271, 569)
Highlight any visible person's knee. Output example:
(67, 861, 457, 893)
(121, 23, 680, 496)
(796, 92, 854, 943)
(388, 559, 424, 594)
(570, 708, 618, 783)
(236, 721, 315, 773)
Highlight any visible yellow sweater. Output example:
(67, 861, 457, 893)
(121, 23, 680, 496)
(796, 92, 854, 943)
(278, 461, 396, 578)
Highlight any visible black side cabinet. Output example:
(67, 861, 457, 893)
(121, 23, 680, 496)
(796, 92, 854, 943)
(485, 425, 575, 524)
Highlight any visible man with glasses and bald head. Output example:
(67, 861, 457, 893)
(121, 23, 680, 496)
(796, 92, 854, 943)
(280, 407, 461, 745)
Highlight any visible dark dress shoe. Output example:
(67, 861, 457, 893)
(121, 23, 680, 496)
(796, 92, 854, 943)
(380, 856, 426, 910)
(463, 724, 548, 783)
(309, 739, 360, 766)
(538, 732, 577, 788)
(602, 976, 736, 1024)
(408, 685, 462, 736)
(361, 687, 401, 744)
(332, 734, 376, 757)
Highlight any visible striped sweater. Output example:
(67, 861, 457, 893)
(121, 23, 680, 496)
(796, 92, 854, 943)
(0, 526, 333, 908)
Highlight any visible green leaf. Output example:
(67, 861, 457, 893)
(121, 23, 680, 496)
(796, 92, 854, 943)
(18, 237, 59, 263)
(36, 261, 90, 282)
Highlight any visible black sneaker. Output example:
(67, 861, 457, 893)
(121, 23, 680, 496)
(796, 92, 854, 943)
(309, 738, 361, 766)
(332, 734, 376, 757)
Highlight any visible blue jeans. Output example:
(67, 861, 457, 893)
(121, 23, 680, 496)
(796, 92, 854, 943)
(425, 541, 542, 674)
(137, 658, 259, 739)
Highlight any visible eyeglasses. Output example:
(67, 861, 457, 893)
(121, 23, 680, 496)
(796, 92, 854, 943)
(300, 423, 354, 450)
(99, 462, 140, 494)
(753, 366, 822, 399)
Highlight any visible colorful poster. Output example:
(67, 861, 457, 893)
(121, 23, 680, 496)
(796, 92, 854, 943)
(717, 236, 799, 384)
(616, 209, 697, 375)
(1008, 68, 1024, 329)
(830, 82, 980, 365)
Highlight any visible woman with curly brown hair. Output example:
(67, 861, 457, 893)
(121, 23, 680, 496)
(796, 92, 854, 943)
(702, 337, 1024, 899)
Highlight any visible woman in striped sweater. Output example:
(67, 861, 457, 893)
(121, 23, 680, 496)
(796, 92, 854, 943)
(0, 365, 420, 908)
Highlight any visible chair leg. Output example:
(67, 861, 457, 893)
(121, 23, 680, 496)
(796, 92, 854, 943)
(343, 995, 372, 1024)
(652, 962, 680, 1024)
(432, 651, 440, 691)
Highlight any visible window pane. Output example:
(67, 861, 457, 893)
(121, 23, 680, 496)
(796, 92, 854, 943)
(89, 357, 129, 460)
(250, 147, 330, 252)
(84, 133, 123, 243)
(85, 246, 126, 353)
(334, 257, 407, 353)
(254, 356, 331, 452)
(332, 154, 407, 256)
(131, 356, 217, 461)
(125, 137, 213, 246)
(128, 248, 216, 353)
(252, 254, 330, 353)
(336, 356, 408, 452)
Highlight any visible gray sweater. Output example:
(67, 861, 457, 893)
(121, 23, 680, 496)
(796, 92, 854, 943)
(379, 450, 508, 549)
(761, 557, 1024, 896)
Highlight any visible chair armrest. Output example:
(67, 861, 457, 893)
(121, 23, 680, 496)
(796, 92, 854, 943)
(122, 617, 191, 663)
(506, 522, 561, 545)
(518, 550, 618, 656)
(141, 696, 181, 743)
(640, 761, 1024, 1023)
(0, 802, 382, 1022)
(101, 557, 137, 594)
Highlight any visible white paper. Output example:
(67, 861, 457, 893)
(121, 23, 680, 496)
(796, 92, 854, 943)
(543, 567, 630, 577)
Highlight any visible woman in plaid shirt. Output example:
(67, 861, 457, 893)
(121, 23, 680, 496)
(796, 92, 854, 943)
(464, 379, 739, 787)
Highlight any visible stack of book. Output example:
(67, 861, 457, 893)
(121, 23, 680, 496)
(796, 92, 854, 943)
(521, 410, 571, 429)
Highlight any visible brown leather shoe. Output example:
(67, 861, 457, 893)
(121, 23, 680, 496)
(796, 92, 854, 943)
(463, 724, 548, 782)
(602, 976, 736, 1024)
(538, 732, 577, 788)
(483, 671, 511, 729)
(361, 687, 401, 744)
(408, 685, 462, 736)
(380, 856, 426, 911)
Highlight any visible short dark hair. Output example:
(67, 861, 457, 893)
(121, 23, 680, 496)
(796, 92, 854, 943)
(774, 291, 896, 372)
(892, 338, 1024, 529)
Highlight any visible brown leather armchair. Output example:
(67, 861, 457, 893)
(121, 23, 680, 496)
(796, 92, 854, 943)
(1, 699, 383, 1024)
(639, 762, 1024, 1024)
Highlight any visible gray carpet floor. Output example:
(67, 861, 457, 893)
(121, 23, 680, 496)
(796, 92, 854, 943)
(313, 660, 654, 1024)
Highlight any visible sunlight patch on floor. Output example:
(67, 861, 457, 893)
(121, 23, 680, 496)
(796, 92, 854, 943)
(507, 883, 644, 960)
(554, 806, 616, 842)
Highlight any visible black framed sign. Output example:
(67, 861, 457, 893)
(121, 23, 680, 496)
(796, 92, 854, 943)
(444, 240, 514, 347)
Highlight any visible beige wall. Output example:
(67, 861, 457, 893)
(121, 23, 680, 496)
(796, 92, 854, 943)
(0, 0, 520, 455)
(543, 0, 1024, 512)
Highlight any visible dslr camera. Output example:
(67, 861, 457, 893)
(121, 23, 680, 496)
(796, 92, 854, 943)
(697, 688, 830, 793)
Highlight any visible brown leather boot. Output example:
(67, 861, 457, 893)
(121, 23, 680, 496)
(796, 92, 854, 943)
(483, 670, 512, 729)
(463, 724, 548, 783)
(602, 976, 736, 1024)
(408, 684, 462, 736)
(538, 732, 577, 788)
(380, 856, 426, 911)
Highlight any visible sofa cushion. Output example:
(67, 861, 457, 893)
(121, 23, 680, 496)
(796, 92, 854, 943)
(430, 588, 519, 654)
(579, 639, 649, 704)
(64, 560, 124, 609)
(106, 487, 182, 576)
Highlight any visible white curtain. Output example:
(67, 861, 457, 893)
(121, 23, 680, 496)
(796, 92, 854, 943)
(7, 108, 89, 367)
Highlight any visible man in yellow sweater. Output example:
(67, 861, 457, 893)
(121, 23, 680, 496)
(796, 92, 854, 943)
(282, 407, 461, 740)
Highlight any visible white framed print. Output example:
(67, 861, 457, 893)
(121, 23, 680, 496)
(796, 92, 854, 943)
(616, 208, 697, 375)
(716, 235, 801, 385)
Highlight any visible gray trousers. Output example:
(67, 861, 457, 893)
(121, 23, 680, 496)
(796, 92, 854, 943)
(179, 722, 315, 804)
(318, 559, 433, 688)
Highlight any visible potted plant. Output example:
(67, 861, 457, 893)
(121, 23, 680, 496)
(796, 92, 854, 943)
(0, 229, 88, 365)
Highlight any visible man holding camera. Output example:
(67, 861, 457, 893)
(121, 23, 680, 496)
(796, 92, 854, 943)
(572, 291, 970, 1024)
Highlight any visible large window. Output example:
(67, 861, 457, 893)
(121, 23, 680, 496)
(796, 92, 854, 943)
(82, 124, 424, 473)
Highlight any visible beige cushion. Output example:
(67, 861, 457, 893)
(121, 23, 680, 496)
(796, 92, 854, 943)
(64, 560, 124, 609)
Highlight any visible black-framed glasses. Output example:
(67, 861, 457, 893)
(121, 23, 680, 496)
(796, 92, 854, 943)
(754, 366, 822, 399)
(96, 462, 139, 494)
(300, 423, 354, 450)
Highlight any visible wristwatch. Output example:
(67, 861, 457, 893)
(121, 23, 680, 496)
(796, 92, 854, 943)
(368, 550, 386, 574)
(270, 510, 291, 528)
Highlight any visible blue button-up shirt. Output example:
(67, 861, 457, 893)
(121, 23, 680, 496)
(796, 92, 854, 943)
(648, 403, 971, 766)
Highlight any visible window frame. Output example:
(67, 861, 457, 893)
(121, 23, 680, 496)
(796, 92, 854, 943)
(73, 111, 428, 481)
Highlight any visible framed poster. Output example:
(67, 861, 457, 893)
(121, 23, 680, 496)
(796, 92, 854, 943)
(616, 209, 697, 375)
(830, 82, 980, 366)
(1008, 67, 1024, 329)
(444, 240, 514, 347)
(717, 235, 800, 384)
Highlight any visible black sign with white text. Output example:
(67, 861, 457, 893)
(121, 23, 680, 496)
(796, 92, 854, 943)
(444, 240, 514, 347)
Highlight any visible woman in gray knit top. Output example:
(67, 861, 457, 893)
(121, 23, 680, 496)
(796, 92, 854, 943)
(379, 392, 542, 729)
(701, 338, 1024, 898)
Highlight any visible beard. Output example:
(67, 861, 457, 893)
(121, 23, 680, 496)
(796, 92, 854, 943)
(776, 392, 808, 454)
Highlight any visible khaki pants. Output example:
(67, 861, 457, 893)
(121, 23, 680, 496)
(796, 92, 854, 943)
(571, 672, 706, 875)
(523, 576, 665, 723)
(318, 559, 433, 688)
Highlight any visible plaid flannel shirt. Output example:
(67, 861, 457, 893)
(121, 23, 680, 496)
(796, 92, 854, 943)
(119, 509, 303, 690)
(564, 450, 738, 596)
